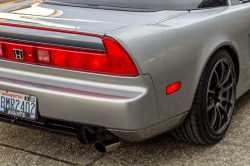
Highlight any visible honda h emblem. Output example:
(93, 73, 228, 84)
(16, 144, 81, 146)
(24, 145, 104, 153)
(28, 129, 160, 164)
(13, 49, 23, 60)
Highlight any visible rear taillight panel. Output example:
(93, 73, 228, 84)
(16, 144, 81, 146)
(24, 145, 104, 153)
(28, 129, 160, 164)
(4, 41, 35, 63)
(0, 37, 139, 77)
(35, 44, 110, 73)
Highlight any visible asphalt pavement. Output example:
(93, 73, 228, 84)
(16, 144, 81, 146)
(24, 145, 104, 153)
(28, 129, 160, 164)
(1, 90, 250, 166)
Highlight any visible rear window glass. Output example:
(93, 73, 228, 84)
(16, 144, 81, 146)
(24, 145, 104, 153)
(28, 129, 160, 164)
(45, 0, 228, 11)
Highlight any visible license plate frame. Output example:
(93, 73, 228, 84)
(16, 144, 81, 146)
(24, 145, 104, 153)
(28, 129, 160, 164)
(0, 90, 37, 120)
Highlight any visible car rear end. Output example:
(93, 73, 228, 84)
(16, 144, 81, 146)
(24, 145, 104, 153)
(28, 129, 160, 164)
(0, 22, 160, 138)
(0, 0, 167, 147)
(0, 0, 194, 152)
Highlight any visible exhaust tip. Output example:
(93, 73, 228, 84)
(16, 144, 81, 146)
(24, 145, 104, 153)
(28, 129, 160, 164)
(95, 138, 121, 153)
(95, 141, 108, 153)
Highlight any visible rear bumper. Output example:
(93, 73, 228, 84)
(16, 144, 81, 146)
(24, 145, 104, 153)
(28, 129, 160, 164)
(0, 60, 159, 135)
(108, 112, 188, 141)
(0, 110, 187, 142)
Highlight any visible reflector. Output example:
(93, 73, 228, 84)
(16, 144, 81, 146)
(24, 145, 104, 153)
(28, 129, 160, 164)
(166, 82, 181, 95)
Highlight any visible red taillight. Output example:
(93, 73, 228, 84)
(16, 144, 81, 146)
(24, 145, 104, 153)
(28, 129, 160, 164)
(0, 41, 4, 58)
(0, 37, 138, 76)
(35, 37, 138, 76)
(103, 37, 138, 76)
(166, 82, 181, 95)
(35, 45, 110, 73)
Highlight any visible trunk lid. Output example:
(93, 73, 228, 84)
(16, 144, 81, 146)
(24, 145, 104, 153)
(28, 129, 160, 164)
(0, 0, 188, 34)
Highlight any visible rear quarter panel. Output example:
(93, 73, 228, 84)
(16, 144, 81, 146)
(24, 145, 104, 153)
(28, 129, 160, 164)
(107, 4, 250, 122)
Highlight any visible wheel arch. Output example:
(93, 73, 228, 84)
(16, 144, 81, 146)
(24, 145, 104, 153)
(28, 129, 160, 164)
(190, 42, 241, 113)
(219, 45, 240, 83)
(203, 43, 240, 84)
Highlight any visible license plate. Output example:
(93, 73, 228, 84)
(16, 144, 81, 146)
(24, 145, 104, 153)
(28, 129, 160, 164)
(0, 91, 37, 120)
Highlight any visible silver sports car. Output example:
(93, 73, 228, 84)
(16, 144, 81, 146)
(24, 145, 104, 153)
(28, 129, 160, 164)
(0, 0, 248, 153)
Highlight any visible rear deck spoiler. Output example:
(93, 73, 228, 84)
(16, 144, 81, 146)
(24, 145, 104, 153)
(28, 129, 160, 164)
(0, 22, 105, 51)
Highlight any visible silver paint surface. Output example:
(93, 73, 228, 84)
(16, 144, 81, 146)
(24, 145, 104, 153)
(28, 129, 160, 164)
(0, 0, 248, 140)
(107, 3, 250, 123)
(0, 60, 158, 130)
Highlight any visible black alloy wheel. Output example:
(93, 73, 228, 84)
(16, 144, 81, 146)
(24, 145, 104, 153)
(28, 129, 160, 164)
(171, 49, 236, 144)
(206, 59, 236, 135)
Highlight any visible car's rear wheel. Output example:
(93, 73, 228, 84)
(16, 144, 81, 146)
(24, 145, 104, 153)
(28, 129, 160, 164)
(171, 49, 236, 144)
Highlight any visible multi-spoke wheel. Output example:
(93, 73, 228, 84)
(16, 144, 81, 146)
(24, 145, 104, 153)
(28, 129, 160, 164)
(206, 59, 235, 135)
(171, 49, 236, 144)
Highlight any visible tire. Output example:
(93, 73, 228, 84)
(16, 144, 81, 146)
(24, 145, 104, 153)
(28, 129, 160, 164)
(171, 49, 236, 144)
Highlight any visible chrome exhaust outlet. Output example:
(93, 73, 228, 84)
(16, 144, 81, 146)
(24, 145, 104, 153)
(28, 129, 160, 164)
(95, 138, 122, 153)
